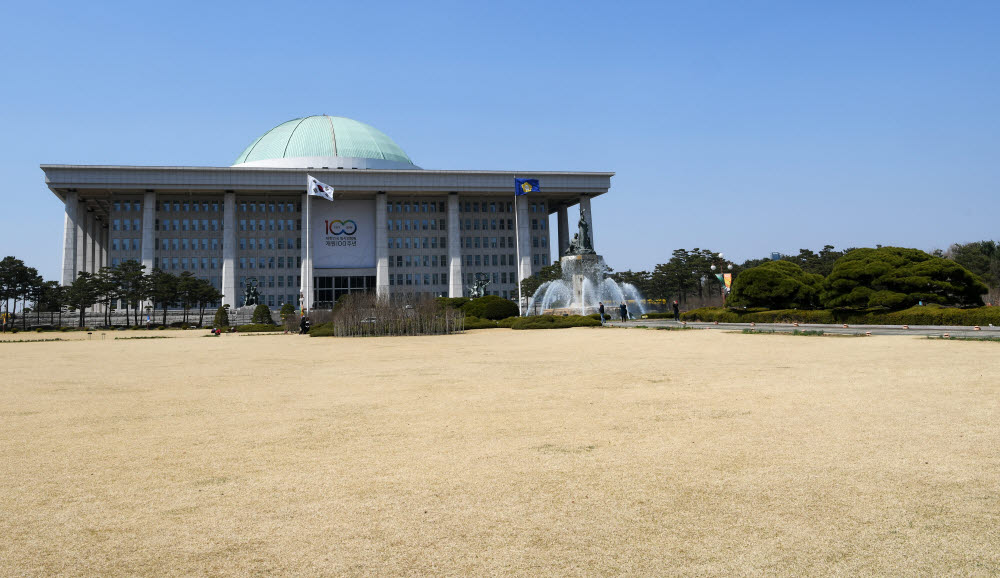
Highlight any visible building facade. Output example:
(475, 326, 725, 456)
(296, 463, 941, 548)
(43, 116, 612, 309)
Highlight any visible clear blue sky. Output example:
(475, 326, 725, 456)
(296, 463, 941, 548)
(2, 0, 997, 280)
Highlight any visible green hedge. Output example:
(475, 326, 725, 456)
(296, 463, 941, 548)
(462, 295, 519, 320)
(436, 297, 470, 310)
(680, 304, 1000, 326)
(464, 315, 503, 329)
(510, 315, 601, 330)
(235, 323, 282, 333)
(308, 323, 336, 337)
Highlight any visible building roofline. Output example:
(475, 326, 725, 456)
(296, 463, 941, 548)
(39, 164, 615, 177)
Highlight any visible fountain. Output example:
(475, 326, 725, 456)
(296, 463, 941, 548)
(526, 214, 646, 317)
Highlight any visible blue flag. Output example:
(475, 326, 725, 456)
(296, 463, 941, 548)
(515, 178, 539, 196)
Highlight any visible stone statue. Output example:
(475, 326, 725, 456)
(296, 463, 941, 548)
(468, 272, 491, 298)
(243, 277, 260, 307)
(564, 216, 595, 256)
(578, 215, 594, 253)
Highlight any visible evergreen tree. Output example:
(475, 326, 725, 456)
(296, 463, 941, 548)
(66, 272, 100, 327)
(728, 261, 824, 309)
(251, 304, 274, 325)
(821, 247, 987, 309)
(147, 269, 179, 326)
(213, 305, 230, 329)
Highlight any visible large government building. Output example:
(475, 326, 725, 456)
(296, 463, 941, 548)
(43, 116, 613, 310)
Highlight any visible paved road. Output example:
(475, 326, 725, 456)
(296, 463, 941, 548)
(605, 318, 1000, 338)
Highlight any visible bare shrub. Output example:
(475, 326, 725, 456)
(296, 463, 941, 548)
(321, 294, 464, 337)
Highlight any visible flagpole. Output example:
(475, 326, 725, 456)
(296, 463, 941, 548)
(514, 188, 522, 316)
(302, 186, 311, 316)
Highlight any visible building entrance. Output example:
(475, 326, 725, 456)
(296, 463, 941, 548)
(313, 275, 376, 308)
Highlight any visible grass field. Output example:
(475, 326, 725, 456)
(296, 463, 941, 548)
(1, 328, 998, 575)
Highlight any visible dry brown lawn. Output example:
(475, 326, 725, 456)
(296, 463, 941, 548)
(1, 328, 998, 576)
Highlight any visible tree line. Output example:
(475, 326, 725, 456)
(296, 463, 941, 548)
(0, 256, 222, 330)
(522, 240, 1000, 308)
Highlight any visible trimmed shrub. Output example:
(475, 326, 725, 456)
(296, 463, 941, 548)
(214, 305, 229, 328)
(279, 303, 295, 319)
(497, 316, 519, 328)
(307, 322, 336, 337)
(728, 260, 824, 309)
(464, 315, 502, 329)
(462, 295, 519, 320)
(511, 315, 601, 330)
(436, 297, 470, 310)
(251, 304, 274, 325)
(681, 304, 1000, 326)
(235, 323, 281, 332)
(821, 247, 987, 309)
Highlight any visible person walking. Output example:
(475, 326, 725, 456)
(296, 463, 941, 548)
(598, 302, 605, 325)
(620, 302, 628, 322)
(672, 300, 680, 321)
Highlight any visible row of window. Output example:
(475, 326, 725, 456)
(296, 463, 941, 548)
(112, 238, 140, 251)
(112, 219, 142, 232)
(115, 199, 546, 216)
(458, 201, 546, 214)
(150, 257, 220, 271)
(390, 255, 449, 269)
(465, 254, 518, 268)
(388, 201, 445, 214)
(239, 219, 298, 232)
(388, 219, 446, 231)
(153, 219, 221, 232)
(158, 238, 220, 251)
(388, 237, 447, 250)
(113, 212, 546, 235)
(459, 218, 546, 231)
(388, 273, 448, 286)
(239, 201, 298, 214)
(239, 238, 301, 251)
(113, 201, 142, 212)
(239, 257, 302, 270)
(158, 201, 221, 213)
(385, 200, 547, 215)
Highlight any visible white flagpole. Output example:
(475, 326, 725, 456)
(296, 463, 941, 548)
(302, 188, 311, 315)
(514, 188, 522, 316)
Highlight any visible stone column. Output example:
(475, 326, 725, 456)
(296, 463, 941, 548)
(300, 193, 314, 310)
(221, 192, 237, 307)
(557, 205, 569, 257)
(515, 194, 533, 308)
(85, 213, 97, 273)
(61, 192, 79, 285)
(75, 204, 88, 278)
(375, 192, 389, 298)
(579, 195, 594, 252)
(447, 193, 463, 297)
(100, 224, 109, 268)
(141, 191, 156, 272)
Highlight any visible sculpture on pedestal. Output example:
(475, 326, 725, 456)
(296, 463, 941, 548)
(243, 277, 260, 307)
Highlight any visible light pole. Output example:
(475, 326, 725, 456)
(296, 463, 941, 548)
(710, 253, 733, 306)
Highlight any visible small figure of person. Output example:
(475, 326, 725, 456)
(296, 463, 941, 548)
(620, 302, 628, 322)
(299, 316, 310, 334)
(672, 300, 680, 321)
(598, 302, 605, 324)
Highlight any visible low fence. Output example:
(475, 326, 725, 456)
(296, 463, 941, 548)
(4, 308, 279, 329)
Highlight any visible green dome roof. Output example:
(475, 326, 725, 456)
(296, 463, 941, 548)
(233, 116, 415, 168)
